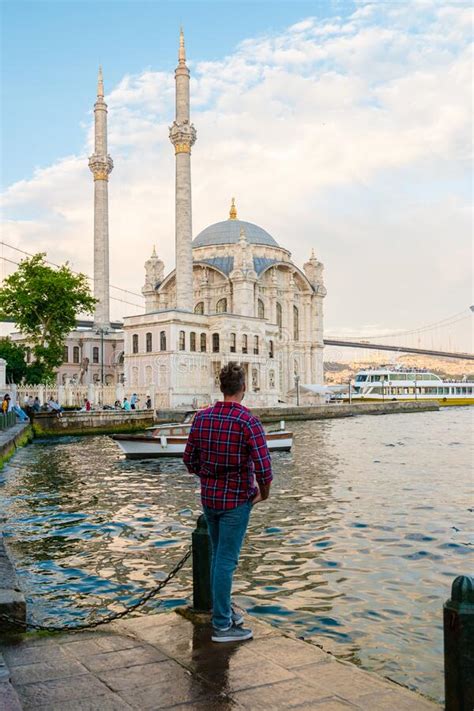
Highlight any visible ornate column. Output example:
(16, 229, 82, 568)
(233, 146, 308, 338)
(169, 29, 196, 312)
(89, 67, 113, 329)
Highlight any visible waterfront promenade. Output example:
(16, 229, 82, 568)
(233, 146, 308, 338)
(0, 610, 440, 710)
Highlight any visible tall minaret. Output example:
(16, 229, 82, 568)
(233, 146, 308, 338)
(169, 29, 196, 311)
(89, 66, 113, 328)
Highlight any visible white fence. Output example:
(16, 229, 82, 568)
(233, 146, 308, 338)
(11, 384, 161, 409)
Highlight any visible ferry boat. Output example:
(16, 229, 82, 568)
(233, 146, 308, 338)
(350, 368, 474, 406)
(112, 412, 293, 459)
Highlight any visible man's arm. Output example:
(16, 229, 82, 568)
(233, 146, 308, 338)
(246, 418, 273, 503)
(183, 421, 200, 474)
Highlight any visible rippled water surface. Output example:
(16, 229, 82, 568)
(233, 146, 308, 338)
(1, 408, 472, 702)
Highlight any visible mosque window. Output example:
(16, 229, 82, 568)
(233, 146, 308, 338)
(145, 366, 153, 385)
(132, 334, 139, 354)
(293, 306, 299, 341)
(230, 333, 236, 353)
(194, 302, 204, 315)
(212, 333, 220, 353)
(258, 299, 265, 319)
(252, 368, 259, 391)
(179, 331, 186, 351)
(190, 332, 196, 352)
(63, 346, 69, 363)
(216, 298, 227, 313)
(160, 331, 167, 351)
(200, 333, 207, 352)
(146, 332, 153, 353)
(73, 346, 80, 364)
(254, 335, 259, 355)
(276, 302, 283, 333)
(242, 334, 248, 354)
(93, 347, 99, 364)
(269, 370, 275, 388)
(269, 340, 274, 359)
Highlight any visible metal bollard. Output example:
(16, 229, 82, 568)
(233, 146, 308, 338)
(192, 515, 212, 612)
(444, 575, 474, 711)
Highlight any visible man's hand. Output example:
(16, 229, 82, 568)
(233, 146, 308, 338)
(252, 483, 271, 505)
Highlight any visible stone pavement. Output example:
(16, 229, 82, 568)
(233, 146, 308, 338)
(0, 610, 440, 710)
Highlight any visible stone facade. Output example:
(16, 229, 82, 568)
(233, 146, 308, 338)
(123, 32, 326, 408)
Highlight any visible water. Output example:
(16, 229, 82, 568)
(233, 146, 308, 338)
(1, 408, 472, 703)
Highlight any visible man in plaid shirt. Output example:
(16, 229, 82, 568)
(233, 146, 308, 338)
(184, 362, 272, 642)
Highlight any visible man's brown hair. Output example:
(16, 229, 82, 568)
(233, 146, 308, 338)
(219, 362, 245, 396)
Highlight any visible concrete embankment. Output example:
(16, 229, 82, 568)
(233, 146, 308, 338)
(0, 424, 33, 469)
(31, 411, 155, 437)
(0, 610, 439, 709)
(156, 400, 439, 424)
(0, 535, 26, 633)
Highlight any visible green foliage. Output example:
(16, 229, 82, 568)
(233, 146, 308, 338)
(0, 254, 96, 382)
(0, 338, 29, 384)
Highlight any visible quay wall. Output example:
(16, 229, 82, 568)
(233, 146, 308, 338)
(0, 424, 33, 470)
(31, 411, 155, 437)
(0, 536, 26, 632)
(156, 400, 439, 424)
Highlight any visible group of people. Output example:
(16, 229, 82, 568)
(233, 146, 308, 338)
(1, 393, 30, 422)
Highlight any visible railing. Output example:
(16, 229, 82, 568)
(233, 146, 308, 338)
(0, 412, 17, 430)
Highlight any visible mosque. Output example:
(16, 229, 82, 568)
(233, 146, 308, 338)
(55, 31, 327, 407)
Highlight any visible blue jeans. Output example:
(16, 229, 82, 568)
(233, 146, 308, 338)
(203, 501, 252, 630)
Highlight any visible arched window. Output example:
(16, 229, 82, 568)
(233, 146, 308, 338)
(190, 332, 196, 352)
(146, 332, 152, 353)
(254, 335, 259, 355)
(242, 334, 248, 354)
(160, 331, 167, 351)
(145, 365, 153, 385)
(269, 340, 274, 359)
(63, 346, 69, 363)
(131, 366, 139, 386)
(73, 346, 80, 364)
(92, 347, 99, 364)
(293, 305, 299, 341)
(179, 331, 186, 351)
(230, 333, 236, 353)
(194, 301, 204, 315)
(132, 334, 139, 354)
(269, 370, 275, 388)
(212, 333, 220, 353)
(216, 298, 227, 313)
(257, 299, 265, 319)
(252, 368, 259, 391)
(276, 302, 283, 332)
(200, 333, 207, 352)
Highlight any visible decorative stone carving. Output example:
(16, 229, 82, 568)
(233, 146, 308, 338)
(169, 121, 197, 153)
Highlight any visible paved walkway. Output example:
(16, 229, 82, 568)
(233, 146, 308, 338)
(0, 610, 440, 710)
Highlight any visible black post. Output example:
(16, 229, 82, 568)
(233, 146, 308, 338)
(444, 575, 474, 711)
(192, 514, 212, 612)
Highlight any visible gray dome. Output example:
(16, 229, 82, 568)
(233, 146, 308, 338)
(193, 219, 279, 248)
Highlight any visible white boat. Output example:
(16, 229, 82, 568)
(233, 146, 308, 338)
(112, 412, 293, 459)
(350, 367, 474, 406)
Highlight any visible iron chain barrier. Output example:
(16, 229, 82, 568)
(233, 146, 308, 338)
(0, 546, 191, 633)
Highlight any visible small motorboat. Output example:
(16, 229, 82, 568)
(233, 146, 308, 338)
(112, 412, 293, 459)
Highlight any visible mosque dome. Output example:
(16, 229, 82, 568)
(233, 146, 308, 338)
(193, 199, 279, 249)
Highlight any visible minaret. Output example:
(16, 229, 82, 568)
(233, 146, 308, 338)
(89, 66, 113, 328)
(169, 29, 196, 311)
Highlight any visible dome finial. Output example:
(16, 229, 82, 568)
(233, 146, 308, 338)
(229, 197, 237, 220)
(152, 245, 157, 258)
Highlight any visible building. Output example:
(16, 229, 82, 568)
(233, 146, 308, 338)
(122, 31, 326, 408)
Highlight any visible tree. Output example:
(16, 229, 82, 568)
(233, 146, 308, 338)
(0, 338, 29, 384)
(0, 254, 96, 382)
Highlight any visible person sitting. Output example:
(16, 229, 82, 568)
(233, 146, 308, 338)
(2, 394, 11, 415)
(145, 395, 152, 409)
(32, 397, 41, 413)
(122, 397, 131, 411)
(48, 398, 63, 418)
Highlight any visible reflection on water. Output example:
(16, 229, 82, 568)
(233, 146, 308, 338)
(1, 408, 472, 702)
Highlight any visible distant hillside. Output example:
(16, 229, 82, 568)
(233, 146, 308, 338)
(324, 355, 473, 384)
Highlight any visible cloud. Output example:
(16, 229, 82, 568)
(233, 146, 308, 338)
(1, 1, 472, 349)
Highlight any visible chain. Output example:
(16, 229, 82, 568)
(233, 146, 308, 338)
(0, 547, 192, 633)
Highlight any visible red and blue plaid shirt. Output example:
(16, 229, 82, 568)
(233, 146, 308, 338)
(183, 401, 273, 510)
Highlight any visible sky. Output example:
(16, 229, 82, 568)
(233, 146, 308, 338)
(1, 0, 472, 351)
